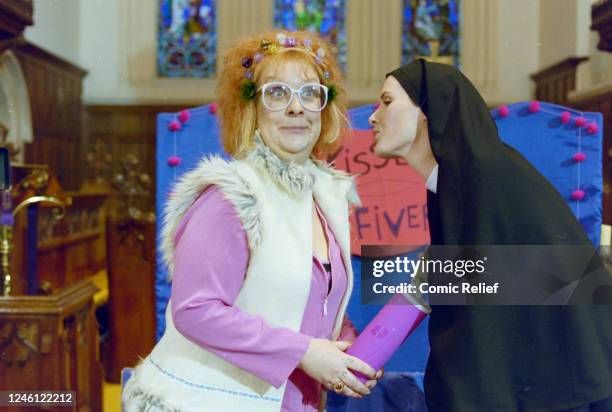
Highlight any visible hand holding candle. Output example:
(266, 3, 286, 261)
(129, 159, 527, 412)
(346, 293, 430, 382)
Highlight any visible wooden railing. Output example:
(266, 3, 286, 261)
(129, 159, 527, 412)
(591, 0, 612, 52)
(530, 57, 588, 105)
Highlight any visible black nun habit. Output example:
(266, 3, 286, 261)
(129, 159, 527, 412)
(387, 59, 612, 411)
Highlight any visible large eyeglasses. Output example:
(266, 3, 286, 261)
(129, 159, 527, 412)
(258, 82, 329, 112)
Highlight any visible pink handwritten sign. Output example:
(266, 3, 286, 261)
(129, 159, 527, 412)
(333, 130, 430, 256)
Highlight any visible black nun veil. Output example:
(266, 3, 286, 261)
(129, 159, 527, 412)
(388, 60, 612, 411)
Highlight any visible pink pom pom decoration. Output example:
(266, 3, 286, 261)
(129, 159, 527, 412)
(498, 105, 509, 118)
(167, 156, 181, 167)
(208, 102, 218, 115)
(572, 152, 586, 162)
(528, 101, 541, 113)
(575, 117, 586, 127)
(178, 110, 191, 123)
(168, 120, 182, 132)
(586, 123, 599, 134)
(570, 189, 585, 201)
(560, 111, 571, 124)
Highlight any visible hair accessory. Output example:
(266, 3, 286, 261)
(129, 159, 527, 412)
(238, 33, 338, 103)
(245, 34, 331, 74)
(285, 36, 297, 47)
(260, 39, 272, 51)
(242, 57, 253, 69)
(240, 80, 257, 101)
(276, 33, 297, 47)
(328, 84, 338, 102)
(315, 48, 326, 65)
(302, 38, 313, 52)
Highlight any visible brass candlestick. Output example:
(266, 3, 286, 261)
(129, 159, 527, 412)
(0, 189, 12, 296)
(0, 195, 66, 296)
(1, 224, 11, 296)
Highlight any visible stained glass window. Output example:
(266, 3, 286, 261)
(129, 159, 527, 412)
(402, 0, 460, 67)
(158, 0, 216, 78)
(274, 0, 347, 71)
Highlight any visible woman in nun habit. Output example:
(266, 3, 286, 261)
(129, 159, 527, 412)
(368, 59, 612, 411)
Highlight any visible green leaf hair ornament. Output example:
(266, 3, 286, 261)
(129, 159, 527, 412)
(327, 84, 338, 103)
(240, 79, 257, 101)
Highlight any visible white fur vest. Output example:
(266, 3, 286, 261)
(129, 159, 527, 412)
(122, 140, 359, 412)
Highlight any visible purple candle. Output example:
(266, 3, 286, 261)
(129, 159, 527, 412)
(346, 293, 429, 382)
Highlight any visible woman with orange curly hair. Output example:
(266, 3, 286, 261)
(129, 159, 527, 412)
(122, 30, 382, 412)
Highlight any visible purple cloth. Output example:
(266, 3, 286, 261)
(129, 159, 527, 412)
(171, 185, 356, 412)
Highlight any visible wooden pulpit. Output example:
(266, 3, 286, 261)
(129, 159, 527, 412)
(0, 164, 104, 411)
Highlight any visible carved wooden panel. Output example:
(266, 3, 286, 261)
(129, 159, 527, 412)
(0, 280, 102, 411)
(105, 217, 156, 382)
(13, 42, 86, 191)
(0, 321, 40, 368)
(9, 164, 69, 296)
(36, 192, 108, 291)
(591, 0, 612, 52)
(85, 105, 190, 214)
(0, 0, 32, 53)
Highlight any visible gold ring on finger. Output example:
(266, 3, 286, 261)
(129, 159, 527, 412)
(333, 381, 345, 393)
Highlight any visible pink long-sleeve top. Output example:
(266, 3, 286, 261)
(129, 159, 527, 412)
(170, 185, 357, 412)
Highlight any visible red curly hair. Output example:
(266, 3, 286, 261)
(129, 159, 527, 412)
(217, 29, 348, 159)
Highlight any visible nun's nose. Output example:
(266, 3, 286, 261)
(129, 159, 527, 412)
(368, 111, 378, 127)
